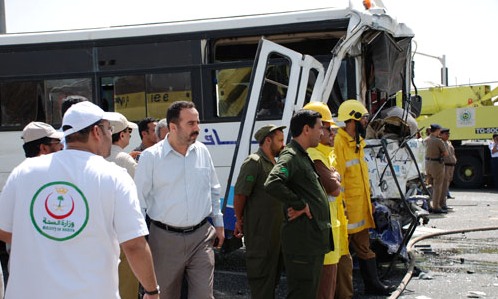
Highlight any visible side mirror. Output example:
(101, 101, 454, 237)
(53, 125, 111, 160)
(409, 95, 422, 118)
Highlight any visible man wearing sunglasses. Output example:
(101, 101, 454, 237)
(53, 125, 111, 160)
(21, 121, 64, 157)
(0, 102, 159, 299)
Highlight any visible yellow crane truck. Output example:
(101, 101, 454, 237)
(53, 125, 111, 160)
(398, 84, 498, 188)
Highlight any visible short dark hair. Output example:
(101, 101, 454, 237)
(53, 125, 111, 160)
(61, 95, 88, 117)
(493, 133, 498, 138)
(22, 137, 48, 157)
(137, 117, 157, 140)
(22, 137, 61, 157)
(111, 127, 130, 143)
(64, 120, 99, 144)
(167, 101, 196, 128)
(290, 109, 321, 137)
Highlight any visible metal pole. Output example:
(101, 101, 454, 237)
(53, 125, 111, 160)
(441, 54, 448, 86)
(414, 51, 448, 86)
(0, 0, 6, 34)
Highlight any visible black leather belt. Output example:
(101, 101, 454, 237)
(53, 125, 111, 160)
(152, 218, 208, 234)
(425, 158, 442, 161)
(445, 163, 456, 166)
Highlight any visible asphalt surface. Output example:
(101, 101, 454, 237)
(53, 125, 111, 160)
(213, 187, 498, 299)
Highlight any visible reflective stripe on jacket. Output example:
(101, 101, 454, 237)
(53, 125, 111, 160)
(334, 128, 375, 234)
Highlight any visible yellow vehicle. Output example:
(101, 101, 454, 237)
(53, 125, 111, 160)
(398, 84, 498, 188)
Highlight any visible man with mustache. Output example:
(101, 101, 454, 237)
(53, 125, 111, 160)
(135, 101, 224, 298)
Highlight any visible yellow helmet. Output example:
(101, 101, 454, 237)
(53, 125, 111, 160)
(337, 99, 369, 121)
(303, 101, 338, 127)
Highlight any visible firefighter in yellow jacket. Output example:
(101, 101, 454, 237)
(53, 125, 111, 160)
(334, 100, 394, 296)
(303, 102, 344, 299)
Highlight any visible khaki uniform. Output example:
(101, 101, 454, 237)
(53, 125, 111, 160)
(265, 140, 333, 299)
(442, 140, 457, 207)
(234, 148, 284, 299)
(425, 135, 447, 210)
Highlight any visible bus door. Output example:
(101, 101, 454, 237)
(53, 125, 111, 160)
(222, 38, 325, 249)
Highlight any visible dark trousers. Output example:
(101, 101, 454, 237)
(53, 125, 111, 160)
(246, 249, 283, 299)
(283, 253, 324, 299)
(492, 158, 498, 189)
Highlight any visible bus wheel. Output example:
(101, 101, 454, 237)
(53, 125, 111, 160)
(453, 155, 483, 189)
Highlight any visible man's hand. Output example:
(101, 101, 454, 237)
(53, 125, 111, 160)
(234, 220, 244, 238)
(129, 150, 141, 159)
(214, 226, 225, 249)
(331, 171, 341, 183)
(287, 204, 312, 221)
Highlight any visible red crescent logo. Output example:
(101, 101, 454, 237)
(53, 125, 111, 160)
(44, 193, 75, 220)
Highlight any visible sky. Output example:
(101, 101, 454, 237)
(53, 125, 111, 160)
(3, 0, 498, 89)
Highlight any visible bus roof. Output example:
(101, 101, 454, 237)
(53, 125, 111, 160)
(0, 5, 412, 46)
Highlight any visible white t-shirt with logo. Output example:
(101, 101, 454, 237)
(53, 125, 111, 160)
(0, 149, 148, 299)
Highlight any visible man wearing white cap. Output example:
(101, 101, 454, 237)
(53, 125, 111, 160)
(105, 112, 140, 299)
(21, 121, 63, 157)
(107, 113, 139, 178)
(0, 101, 159, 299)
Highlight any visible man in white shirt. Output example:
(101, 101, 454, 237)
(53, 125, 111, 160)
(105, 112, 141, 299)
(0, 101, 159, 299)
(155, 118, 169, 141)
(107, 112, 139, 178)
(135, 100, 224, 299)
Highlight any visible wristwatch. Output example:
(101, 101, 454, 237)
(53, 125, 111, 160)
(144, 285, 160, 295)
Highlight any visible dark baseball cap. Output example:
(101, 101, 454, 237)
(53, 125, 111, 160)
(430, 123, 442, 131)
(254, 124, 286, 143)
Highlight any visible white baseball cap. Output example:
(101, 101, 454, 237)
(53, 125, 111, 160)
(21, 122, 64, 143)
(113, 112, 138, 133)
(62, 101, 121, 137)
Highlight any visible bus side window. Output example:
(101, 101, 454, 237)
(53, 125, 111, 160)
(215, 67, 252, 118)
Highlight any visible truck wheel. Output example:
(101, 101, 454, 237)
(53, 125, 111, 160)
(453, 156, 483, 189)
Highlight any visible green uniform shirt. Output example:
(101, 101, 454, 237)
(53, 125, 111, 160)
(264, 140, 333, 256)
(234, 148, 283, 254)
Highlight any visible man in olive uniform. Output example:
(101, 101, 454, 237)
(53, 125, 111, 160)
(233, 124, 286, 299)
(265, 109, 333, 299)
(440, 128, 456, 210)
(425, 124, 448, 213)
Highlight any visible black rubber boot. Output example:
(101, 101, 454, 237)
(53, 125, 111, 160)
(358, 258, 396, 296)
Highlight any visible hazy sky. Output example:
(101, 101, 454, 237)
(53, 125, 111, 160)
(3, 0, 497, 89)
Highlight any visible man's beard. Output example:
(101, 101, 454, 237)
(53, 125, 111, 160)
(356, 121, 366, 138)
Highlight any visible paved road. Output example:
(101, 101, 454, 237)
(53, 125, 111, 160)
(398, 187, 498, 299)
(214, 187, 498, 299)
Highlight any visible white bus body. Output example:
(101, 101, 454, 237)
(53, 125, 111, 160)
(0, 2, 415, 246)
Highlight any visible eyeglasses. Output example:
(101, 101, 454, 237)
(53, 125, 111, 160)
(44, 140, 61, 145)
(321, 126, 338, 133)
(127, 128, 133, 133)
(97, 124, 114, 133)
